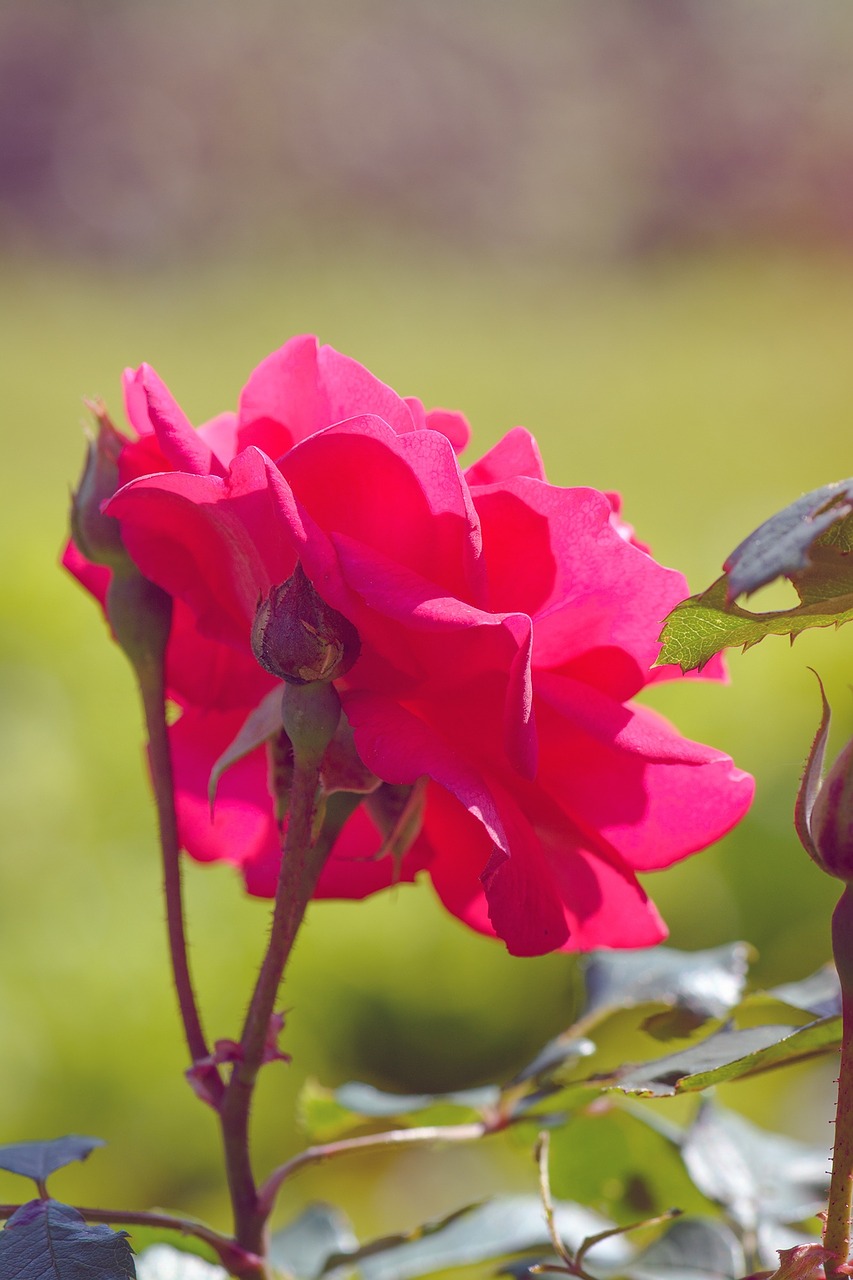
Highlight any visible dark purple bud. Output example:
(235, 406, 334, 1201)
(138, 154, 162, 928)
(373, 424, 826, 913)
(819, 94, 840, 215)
(251, 562, 360, 686)
(795, 677, 853, 883)
(811, 736, 853, 882)
(69, 400, 133, 572)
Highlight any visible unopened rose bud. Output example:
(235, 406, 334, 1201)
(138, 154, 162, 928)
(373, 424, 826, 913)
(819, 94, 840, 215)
(796, 678, 853, 885)
(810, 736, 853, 882)
(251, 562, 360, 686)
(69, 401, 133, 572)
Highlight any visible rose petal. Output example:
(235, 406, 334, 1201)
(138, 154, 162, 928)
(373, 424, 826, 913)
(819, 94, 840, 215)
(535, 672, 755, 870)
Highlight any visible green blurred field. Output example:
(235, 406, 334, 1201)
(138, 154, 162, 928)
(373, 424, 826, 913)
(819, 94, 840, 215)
(1, 243, 851, 1245)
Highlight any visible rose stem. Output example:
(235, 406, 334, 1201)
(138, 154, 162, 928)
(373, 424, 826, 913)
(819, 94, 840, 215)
(219, 706, 329, 1260)
(138, 659, 222, 1106)
(258, 1121, 489, 1216)
(825, 884, 853, 1278)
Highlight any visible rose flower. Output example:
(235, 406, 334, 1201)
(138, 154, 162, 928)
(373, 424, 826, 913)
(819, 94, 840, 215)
(65, 336, 753, 955)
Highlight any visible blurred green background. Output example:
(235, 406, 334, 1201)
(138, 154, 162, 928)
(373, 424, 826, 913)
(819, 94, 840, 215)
(3, 0, 853, 1256)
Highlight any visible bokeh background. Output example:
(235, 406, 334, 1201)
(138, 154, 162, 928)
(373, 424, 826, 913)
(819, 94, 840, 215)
(3, 0, 853, 1258)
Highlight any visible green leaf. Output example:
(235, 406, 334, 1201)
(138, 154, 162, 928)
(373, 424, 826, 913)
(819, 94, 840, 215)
(548, 1104, 710, 1225)
(658, 481, 853, 671)
(0, 1136, 105, 1185)
(334, 1081, 498, 1118)
(270, 1204, 357, 1280)
(298, 1079, 499, 1142)
(581, 944, 752, 1028)
(598, 1018, 840, 1096)
(659, 576, 853, 672)
(509, 1035, 596, 1085)
(323, 1196, 630, 1280)
(681, 1100, 829, 1231)
(0, 1198, 135, 1279)
(625, 1216, 745, 1280)
(136, 1244, 225, 1278)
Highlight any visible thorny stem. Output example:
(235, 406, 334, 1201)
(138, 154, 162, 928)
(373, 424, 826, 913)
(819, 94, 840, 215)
(0, 1204, 256, 1276)
(139, 660, 222, 1105)
(219, 742, 327, 1260)
(534, 1131, 598, 1280)
(258, 1121, 490, 1217)
(825, 885, 853, 1278)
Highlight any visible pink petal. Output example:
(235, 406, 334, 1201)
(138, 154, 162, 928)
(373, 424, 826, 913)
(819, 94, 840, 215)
(343, 690, 511, 856)
(535, 672, 755, 870)
(197, 412, 239, 467)
(170, 706, 421, 901)
(422, 780, 667, 955)
(170, 707, 280, 881)
(62, 540, 109, 608)
(465, 428, 546, 485)
(475, 478, 695, 699)
(330, 537, 536, 775)
(238, 335, 418, 446)
(107, 448, 295, 649)
(123, 364, 226, 477)
(279, 415, 483, 605)
(423, 408, 471, 453)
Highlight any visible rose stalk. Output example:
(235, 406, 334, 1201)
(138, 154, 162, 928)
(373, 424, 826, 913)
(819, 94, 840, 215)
(794, 681, 853, 1279)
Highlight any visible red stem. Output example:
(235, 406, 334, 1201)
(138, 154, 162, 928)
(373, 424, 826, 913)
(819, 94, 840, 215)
(219, 747, 326, 1258)
(139, 662, 223, 1106)
(825, 884, 853, 1278)
(258, 1121, 488, 1217)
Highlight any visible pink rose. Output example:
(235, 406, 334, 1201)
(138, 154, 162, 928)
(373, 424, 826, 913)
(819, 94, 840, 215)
(66, 336, 753, 955)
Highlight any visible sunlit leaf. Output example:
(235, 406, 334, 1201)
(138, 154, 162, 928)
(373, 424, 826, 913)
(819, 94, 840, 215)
(658, 482, 853, 671)
(0, 1136, 105, 1184)
(548, 1103, 710, 1225)
(659, 577, 853, 672)
(299, 1079, 498, 1143)
(334, 1081, 498, 1118)
(598, 1019, 840, 1096)
(625, 1216, 745, 1280)
(0, 1199, 135, 1279)
(270, 1204, 357, 1280)
(323, 1196, 630, 1280)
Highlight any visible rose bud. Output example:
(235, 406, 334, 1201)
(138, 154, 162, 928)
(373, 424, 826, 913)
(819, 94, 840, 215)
(810, 735, 853, 882)
(251, 561, 361, 686)
(69, 401, 133, 572)
(795, 677, 853, 883)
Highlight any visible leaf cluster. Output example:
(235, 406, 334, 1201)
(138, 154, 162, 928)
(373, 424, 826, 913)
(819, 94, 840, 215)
(3, 947, 840, 1279)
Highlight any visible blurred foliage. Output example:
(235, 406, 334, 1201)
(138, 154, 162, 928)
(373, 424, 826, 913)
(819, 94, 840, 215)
(2, 241, 853, 1252)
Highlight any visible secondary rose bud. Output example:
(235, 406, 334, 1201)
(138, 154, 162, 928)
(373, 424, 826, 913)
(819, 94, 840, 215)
(251, 562, 360, 686)
(69, 402, 133, 572)
(795, 679, 853, 884)
(810, 736, 853, 882)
